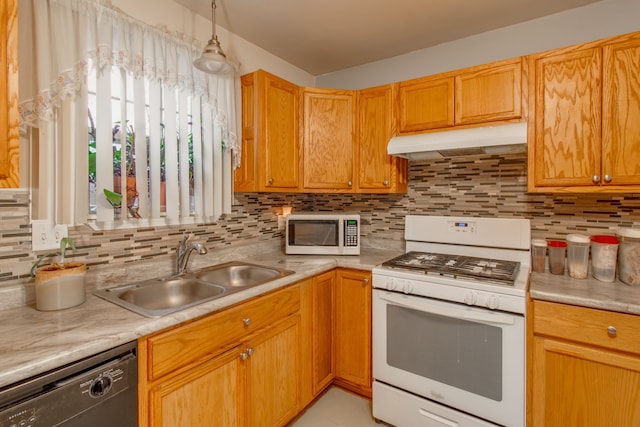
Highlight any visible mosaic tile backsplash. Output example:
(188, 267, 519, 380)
(1, 152, 639, 307)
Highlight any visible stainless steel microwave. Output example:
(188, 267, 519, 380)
(285, 213, 360, 255)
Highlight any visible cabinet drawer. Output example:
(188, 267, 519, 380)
(147, 285, 300, 381)
(533, 300, 640, 355)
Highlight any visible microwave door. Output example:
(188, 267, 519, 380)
(289, 220, 339, 246)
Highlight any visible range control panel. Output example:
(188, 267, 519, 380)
(448, 221, 476, 234)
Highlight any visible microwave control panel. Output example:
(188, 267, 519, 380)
(344, 220, 359, 247)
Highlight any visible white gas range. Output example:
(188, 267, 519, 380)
(372, 215, 531, 427)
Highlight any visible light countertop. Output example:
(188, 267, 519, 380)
(529, 271, 640, 315)
(4, 245, 639, 390)
(0, 247, 401, 389)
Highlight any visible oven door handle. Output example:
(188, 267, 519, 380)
(378, 292, 515, 325)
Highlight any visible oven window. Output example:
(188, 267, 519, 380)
(386, 304, 503, 401)
(288, 220, 339, 246)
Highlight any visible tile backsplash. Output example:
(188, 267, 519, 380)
(1, 152, 639, 307)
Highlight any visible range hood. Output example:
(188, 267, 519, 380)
(387, 122, 527, 160)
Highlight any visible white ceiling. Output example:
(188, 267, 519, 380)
(175, 0, 602, 76)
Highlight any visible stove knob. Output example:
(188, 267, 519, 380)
(402, 283, 413, 294)
(388, 279, 397, 291)
(464, 292, 477, 305)
(486, 295, 500, 310)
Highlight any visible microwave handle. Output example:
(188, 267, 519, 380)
(377, 292, 515, 326)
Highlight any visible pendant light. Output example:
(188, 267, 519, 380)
(194, 0, 233, 74)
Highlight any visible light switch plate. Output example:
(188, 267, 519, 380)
(32, 221, 69, 251)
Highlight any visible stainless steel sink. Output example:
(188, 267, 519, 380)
(195, 262, 286, 287)
(95, 261, 294, 318)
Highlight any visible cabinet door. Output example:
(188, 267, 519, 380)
(357, 84, 407, 194)
(235, 70, 299, 192)
(398, 76, 454, 133)
(311, 270, 335, 396)
(530, 48, 602, 188)
(302, 88, 355, 191)
(245, 316, 301, 427)
(334, 269, 372, 397)
(260, 72, 300, 191)
(0, 0, 19, 188)
(149, 347, 244, 427)
(603, 38, 640, 186)
(235, 74, 258, 191)
(455, 58, 523, 125)
(531, 336, 640, 427)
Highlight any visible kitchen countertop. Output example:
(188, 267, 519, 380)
(0, 247, 401, 389)
(529, 271, 640, 315)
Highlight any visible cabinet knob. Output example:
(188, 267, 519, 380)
(268, 178, 274, 185)
(348, 181, 353, 187)
(383, 180, 389, 186)
(604, 174, 612, 183)
(243, 317, 252, 327)
(363, 278, 369, 285)
(240, 351, 249, 361)
(607, 325, 617, 337)
(246, 347, 254, 357)
(592, 175, 601, 184)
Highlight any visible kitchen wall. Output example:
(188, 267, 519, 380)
(3, 0, 640, 308)
(2, 152, 639, 308)
(317, 0, 640, 89)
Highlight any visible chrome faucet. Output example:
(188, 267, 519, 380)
(175, 234, 208, 275)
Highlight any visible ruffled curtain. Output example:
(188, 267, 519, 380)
(18, 0, 239, 163)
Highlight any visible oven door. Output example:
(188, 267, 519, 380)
(372, 289, 524, 427)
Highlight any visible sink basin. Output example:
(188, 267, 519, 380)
(95, 261, 294, 318)
(195, 262, 286, 287)
(118, 279, 226, 310)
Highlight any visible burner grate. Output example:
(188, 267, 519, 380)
(382, 251, 520, 285)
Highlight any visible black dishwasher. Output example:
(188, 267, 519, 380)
(0, 341, 137, 427)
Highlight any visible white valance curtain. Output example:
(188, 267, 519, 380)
(19, 0, 239, 227)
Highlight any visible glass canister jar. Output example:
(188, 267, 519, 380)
(590, 235, 619, 282)
(566, 234, 590, 279)
(531, 239, 547, 273)
(616, 227, 640, 286)
(547, 240, 567, 275)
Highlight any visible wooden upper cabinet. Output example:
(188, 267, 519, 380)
(529, 47, 602, 189)
(0, 0, 19, 188)
(528, 31, 640, 192)
(602, 38, 640, 186)
(302, 88, 356, 191)
(455, 58, 523, 125)
(398, 76, 454, 133)
(235, 70, 299, 192)
(357, 84, 407, 193)
(397, 57, 524, 135)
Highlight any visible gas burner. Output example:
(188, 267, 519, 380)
(381, 251, 520, 286)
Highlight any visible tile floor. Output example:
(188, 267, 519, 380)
(291, 387, 383, 427)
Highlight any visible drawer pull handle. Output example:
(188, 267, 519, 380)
(240, 347, 254, 361)
(243, 317, 252, 327)
(607, 326, 617, 337)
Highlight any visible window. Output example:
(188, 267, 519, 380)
(19, 0, 237, 228)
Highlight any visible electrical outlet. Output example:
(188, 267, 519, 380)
(32, 221, 69, 251)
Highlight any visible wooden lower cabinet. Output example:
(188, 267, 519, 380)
(310, 271, 335, 396)
(148, 346, 244, 427)
(140, 268, 375, 426)
(334, 268, 372, 397)
(245, 316, 301, 427)
(529, 300, 640, 427)
(139, 285, 301, 427)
